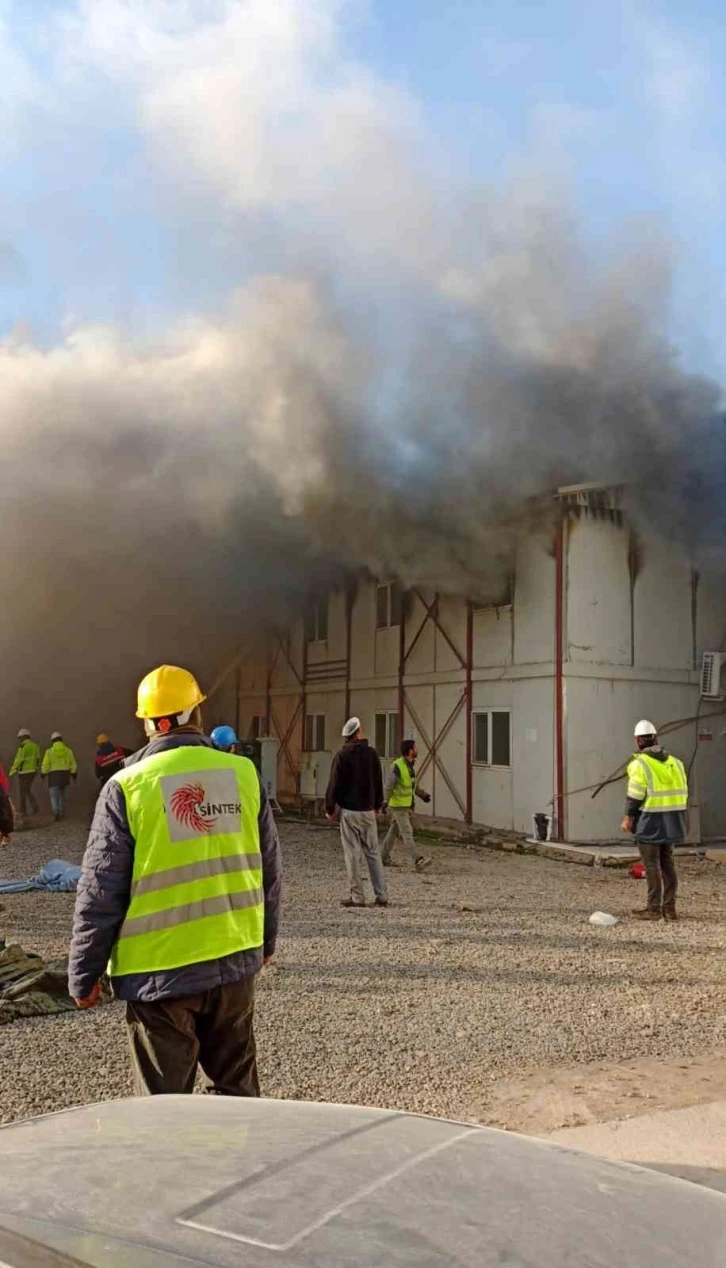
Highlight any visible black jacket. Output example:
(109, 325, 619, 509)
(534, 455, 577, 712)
(0, 790, 13, 837)
(325, 739, 383, 815)
(69, 732, 282, 1003)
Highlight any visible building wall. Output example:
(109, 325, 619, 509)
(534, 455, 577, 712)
(225, 509, 726, 842)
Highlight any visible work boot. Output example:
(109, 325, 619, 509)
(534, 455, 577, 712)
(340, 898, 366, 909)
(53, 812, 61, 823)
(374, 897, 389, 907)
(663, 908, 678, 922)
(415, 856, 432, 872)
(632, 908, 662, 921)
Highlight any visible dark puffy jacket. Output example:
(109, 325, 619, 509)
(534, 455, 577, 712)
(325, 739, 383, 815)
(0, 789, 13, 837)
(68, 732, 282, 1003)
(94, 740, 131, 786)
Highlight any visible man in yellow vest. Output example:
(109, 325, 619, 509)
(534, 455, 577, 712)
(41, 732, 78, 821)
(381, 739, 432, 872)
(9, 728, 41, 817)
(621, 719, 688, 922)
(68, 665, 282, 1096)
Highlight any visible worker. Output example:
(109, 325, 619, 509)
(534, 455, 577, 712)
(621, 719, 688, 921)
(9, 728, 41, 818)
(41, 732, 78, 821)
(325, 717, 388, 909)
(68, 665, 282, 1097)
(381, 739, 433, 872)
(211, 724, 242, 754)
(94, 734, 131, 789)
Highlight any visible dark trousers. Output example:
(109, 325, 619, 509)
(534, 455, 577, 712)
(125, 977, 260, 1097)
(18, 773, 38, 816)
(638, 843, 678, 912)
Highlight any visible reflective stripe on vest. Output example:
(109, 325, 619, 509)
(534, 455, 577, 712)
(109, 746, 264, 977)
(388, 757, 416, 808)
(626, 753, 688, 812)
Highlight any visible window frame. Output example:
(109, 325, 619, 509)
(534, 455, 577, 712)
(303, 713, 326, 752)
(305, 596, 328, 644)
(374, 710, 400, 759)
(375, 582, 402, 630)
(472, 708, 511, 769)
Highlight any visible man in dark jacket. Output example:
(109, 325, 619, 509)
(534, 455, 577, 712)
(0, 783, 14, 845)
(325, 717, 387, 909)
(69, 665, 282, 1096)
(94, 734, 132, 789)
(621, 718, 688, 922)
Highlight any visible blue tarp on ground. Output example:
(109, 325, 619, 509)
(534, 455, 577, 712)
(0, 858, 82, 895)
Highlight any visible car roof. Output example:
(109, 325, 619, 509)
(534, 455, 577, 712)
(0, 1097, 724, 1267)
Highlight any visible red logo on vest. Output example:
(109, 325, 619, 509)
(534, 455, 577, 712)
(169, 783, 217, 834)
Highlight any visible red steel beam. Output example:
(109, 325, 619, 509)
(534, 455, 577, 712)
(554, 519, 566, 840)
(412, 589, 466, 669)
(408, 690, 467, 818)
(465, 599, 473, 824)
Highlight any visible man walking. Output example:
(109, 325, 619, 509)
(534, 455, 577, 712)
(381, 739, 432, 872)
(69, 665, 282, 1097)
(9, 728, 41, 818)
(41, 732, 78, 821)
(621, 719, 688, 921)
(325, 717, 388, 909)
(94, 734, 131, 790)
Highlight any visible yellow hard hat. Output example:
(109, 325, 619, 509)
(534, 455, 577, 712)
(136, 665, 206, 720)
(96, 733, 109, 745)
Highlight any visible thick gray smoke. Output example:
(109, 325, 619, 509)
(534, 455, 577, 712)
(0, 0, 723, 760)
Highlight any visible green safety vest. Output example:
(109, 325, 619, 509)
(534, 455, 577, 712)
(626, 752, 688, 812)
(388, 757, 416, 809)
(109, 746, 264, 978)
(41, 742, 77, 775)
(10, 740, 40, 776)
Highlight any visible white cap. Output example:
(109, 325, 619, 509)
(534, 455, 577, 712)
(17, 728, 30, 739)
(51, 731, 62, 741)
(342, 716, 361, 738)
(634, 719, 657, 737)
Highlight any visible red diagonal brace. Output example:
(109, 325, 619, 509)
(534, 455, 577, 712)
(411, 589, 465, 668)
(407, 690, 467, 818)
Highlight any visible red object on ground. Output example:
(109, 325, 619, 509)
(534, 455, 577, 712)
(630, 862, 646, 879)
(0, 764, 9, 797)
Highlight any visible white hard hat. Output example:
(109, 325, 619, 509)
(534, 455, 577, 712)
(51, 731, 62, 741)
(342, 716, 361, 738)
(17, 728, 30, 739)
(634, 719, 657, 737)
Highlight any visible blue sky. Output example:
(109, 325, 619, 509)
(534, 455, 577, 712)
(0, 0, 725, 377)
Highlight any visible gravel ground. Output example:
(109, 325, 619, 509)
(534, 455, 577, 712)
(1, 817, 726, 1125)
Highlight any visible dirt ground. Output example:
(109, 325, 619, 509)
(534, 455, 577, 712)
(1, 814, 726, 1131)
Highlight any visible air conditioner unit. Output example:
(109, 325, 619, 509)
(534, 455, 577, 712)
(701, 652, 724, 699)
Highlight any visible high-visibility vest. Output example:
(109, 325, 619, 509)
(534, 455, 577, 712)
(41, 742, 77, 775)
(388, 757, 416, 808)
(10, 740, 40, 776)
(626, 752, 688, 812)
(109, 745, 264, 978)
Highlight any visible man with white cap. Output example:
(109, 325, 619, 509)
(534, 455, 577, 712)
(9, 729, 41, 818)
(621, 719, 688, 921)
(325, 717, 388, 908)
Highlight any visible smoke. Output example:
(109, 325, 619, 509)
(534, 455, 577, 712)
(0, 0, 723, 753)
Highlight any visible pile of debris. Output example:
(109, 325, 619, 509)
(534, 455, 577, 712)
(0, 937, 109, 1025)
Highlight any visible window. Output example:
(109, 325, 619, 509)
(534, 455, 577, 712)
(374, 711, 400, 759)
(248, 715, 267, 740)
(304, 713, 326, 751)
(376, 582, 402, 630)
(473, 710, 511, 767)
(305, 597, 328, 643)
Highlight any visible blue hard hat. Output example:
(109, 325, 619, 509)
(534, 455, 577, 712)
(211, 725, 239, 750)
